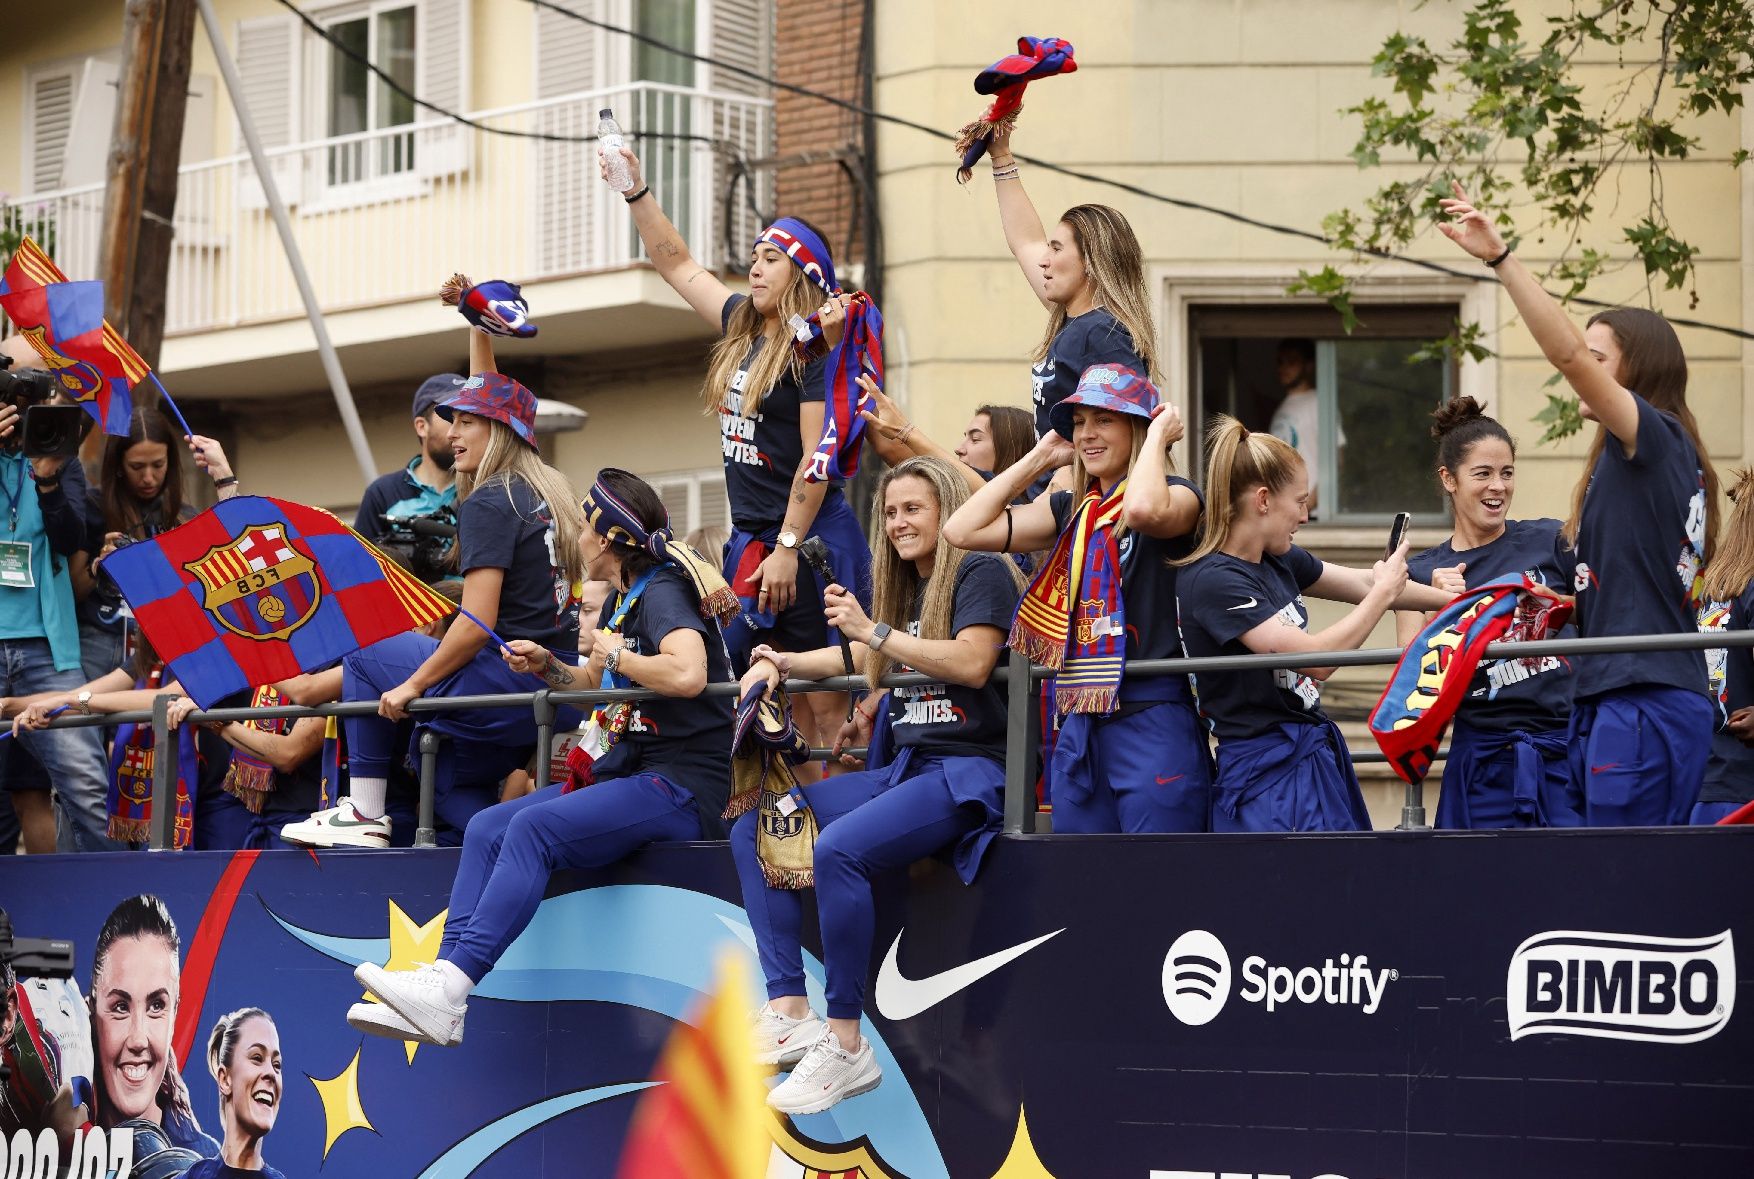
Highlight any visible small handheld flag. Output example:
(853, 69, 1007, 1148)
(952, 36, 1078, 182)
(102, 496, 459, 708)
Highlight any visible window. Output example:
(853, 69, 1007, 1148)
(649, 468, 729, 540)
(1191, 304, 1459, 524)
(323, 3, 417, 184)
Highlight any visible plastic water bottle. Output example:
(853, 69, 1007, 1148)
(598, 109, 633, 193)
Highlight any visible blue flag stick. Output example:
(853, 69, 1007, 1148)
(0, 703, 70, 741)
(455, 606, 516, 656)
(148, 372, 196, 440)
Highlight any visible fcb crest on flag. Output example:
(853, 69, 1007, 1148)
(183, 523, 323, 641)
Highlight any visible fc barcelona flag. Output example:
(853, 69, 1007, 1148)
(0, 238, 147, 436)
(102, 496, 457, 708)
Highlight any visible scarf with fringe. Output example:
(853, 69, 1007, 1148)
(581, 477, 739, 626)
(221, 683, 289, 814)
(1010, 478, 1128, 715)
(105, 665, 195, 847)
(722, 682, 816, 888)
(952, 36, 1078, 182)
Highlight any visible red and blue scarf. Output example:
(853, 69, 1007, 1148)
(222, 684, 289, 814)
(1370, 579, 1571, 785)
(756, 219, 884, 485)
(952, 36, 1078, 182)
(1010, 478, 1128, 715)
(106, 665, 196, 848)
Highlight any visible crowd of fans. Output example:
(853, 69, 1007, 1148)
(1, 138, 1747, 1113)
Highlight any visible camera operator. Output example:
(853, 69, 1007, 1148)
(354, 374, 463, 580)
(0, 371, 123, 850)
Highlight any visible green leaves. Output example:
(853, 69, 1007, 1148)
(1533, 389, 1586, 445)
(1287, 266, 1360, 334)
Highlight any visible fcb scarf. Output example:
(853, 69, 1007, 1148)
(1009, 478, 1128, 715)
(721, 682, 817, 888)
(221, 683, 289, 814)
(318, 715, 342, 810)
(755, 219, 884, 485)
(439, 272, 538, 338)
(1369, 579, 1572, 786)
(952, 36, 1078, 182)
(105, 666, 195, 847)
(582, 476, 739, 625)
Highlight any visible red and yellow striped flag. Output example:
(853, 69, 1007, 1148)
(0, 236, 149, 378)
(616, 952, 771, 1179)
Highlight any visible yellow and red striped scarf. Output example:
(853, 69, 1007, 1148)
(1009, 478, 1128, 715)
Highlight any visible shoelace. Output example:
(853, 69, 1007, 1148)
(792, 1032, 843, 1080)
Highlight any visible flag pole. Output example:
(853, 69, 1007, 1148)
(147, 372, 195, 440)
(192, 0, 378, 490)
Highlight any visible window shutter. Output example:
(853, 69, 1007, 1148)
(704, 0, 773, 259)
(418, 0, 470, 177)
(535, 0, 599, 98)
(535, 0, 603, 274)
(59, 58, 122, 189)
(28, 71, 75, 191)
(234, 15, 302, 208)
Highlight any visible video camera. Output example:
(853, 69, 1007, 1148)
(0, 355, 56, 409)
(378, 508, 458, 584)
(0, 355, 91, 458)
(0, 908, 75, 1083)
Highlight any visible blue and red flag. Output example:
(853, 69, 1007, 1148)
(1369, 579, 1572, 786)
(102, 495, 458, 708)
(798, 291, 883, 484)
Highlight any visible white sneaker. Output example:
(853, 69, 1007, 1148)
(280, 800, 391, 849)
(766, 1027, 882, 1116)
(353, 962, 466, 1046)
(751, 1003, 825, 1067)
(346, 999, 464, 1047)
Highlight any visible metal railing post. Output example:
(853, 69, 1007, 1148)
(531, 690, 556, 790)
(1003, 650, 1034, 834)
(415, 730, 441, 850)
(148, 695, 175, 851)
(1399, 776, 1429, 831)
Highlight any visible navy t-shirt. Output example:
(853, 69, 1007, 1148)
(1699, 586, 1754, 805)
(1049, 476, 1203, 707)
(591, 567, 733, 815)
(457, 476, 579, 653)
(1177, 545, 1327, 742)
(887, 554, 1018, 762)
(1030, 307, 1145, 439)
(1407, 518, 1578, 732)
(1572, 395, 1709, 699)
(717, 294, 835, 531)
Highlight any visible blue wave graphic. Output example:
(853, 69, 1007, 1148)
(414, 1083, 655, 1178)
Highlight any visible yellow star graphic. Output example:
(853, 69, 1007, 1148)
(989, 1105, 1060, 1178)
(361, 900, 448, 1064)
(307, 1047, 375, 1159)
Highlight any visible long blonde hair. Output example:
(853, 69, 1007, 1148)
(1702, 468, 1754, 602)
(454, 420, 585, 588)
(1176, 415, 1305, 565)
(701, 262, 824, 417)
(1032, 204, 1159, 382)
(864, 457, 1023, 690)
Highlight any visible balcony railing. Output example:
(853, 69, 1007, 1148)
(2, 82, 771, 337)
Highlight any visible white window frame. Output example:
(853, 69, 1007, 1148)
(303, 0, 427, 208)
(648, 467, 729, 536)
(21, 51, 121, 195)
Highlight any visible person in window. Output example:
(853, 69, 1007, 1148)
(1175, 419, 1450, 831)
(1693, 468, 1754, 825)
(1439, 183, 1718, 827)
(944, 365, 1211, 832)
(345, 468, 735, 1047)
(984, 127, 1160, 462)
(185, 1008, 284, 1179)
(606, 146, 871, 767)
(1265, 337, 1343, 519)
(1393, 397, 1579, 828)
(352, 374, 463, 580)
(281, 318, 584, 848)
(737, 456, 1022, 1115)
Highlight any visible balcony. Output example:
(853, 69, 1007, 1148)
(4, 82, 770, 394)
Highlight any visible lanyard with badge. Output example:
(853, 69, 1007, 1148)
(0, 456, 34, 589)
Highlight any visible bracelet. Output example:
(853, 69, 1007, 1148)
(213, 475, 238, 489)
(898, 423, 917, 446)
(1485, 244, 1512, 269)
(992, 166, 1021, 182)
(1002, 507, 1014, 553)
(988, 157, 1016, 169)
(624, 185, 651, 204)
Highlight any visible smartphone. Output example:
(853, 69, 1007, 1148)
(21, 404, 92, 460)
(1385, 511, 1412, 558)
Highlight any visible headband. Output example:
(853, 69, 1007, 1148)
(582, 476, 738, 624)
(754, 219, 838, 295)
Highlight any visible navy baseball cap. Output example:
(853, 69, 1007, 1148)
(414, 373, 467, 418)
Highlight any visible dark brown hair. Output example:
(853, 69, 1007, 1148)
(974, 405, 1034, 476)
(99, 410, 184, 538)
(1431, 396, 1515, 492)
(90, 895, 197, 1130)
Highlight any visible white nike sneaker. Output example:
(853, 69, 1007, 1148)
(766, 1027, 882, 1116)
(280, 800, 391, 849)
(751, 1003, 825, 1067)
(353, 962, 466, 1046)
(346, 999, 464, 1047)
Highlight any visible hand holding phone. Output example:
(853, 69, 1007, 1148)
(1385, 511, 1412, 558)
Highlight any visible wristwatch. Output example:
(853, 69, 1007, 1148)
(604, 644, 625, 676)
(75, 690, 93, 715)
(776, 531, 800, 550)
(869, 623, 893, 652)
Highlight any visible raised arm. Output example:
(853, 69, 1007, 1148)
(1238, 549, 1410, 680)
(1121, 404, 1201, 539)
(606, 147, 735, 327)
(942, 432, 1069, 554)
(1308, 551, 1450, 612)
(1438, 182, 1639, 451)
(985, 126, 1052, 307)
(855, 376, 989, 494)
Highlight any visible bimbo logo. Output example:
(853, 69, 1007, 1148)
(1506, 929, 1735, 1043)
(1161, 931, 1397, 1026)
(1162, 930, 1231, 1025)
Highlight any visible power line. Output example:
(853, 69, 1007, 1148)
(525, 0, 1754, 343)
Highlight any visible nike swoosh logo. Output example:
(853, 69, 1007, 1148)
(875, 928, 1063, 1021)
(1591, 763, 1620, 774)
(1226, 598, 1258, 611)
(1155, 774, 1184, 785)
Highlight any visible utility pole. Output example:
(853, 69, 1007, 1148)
(100, 0, 198, 375)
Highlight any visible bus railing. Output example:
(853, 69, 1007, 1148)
(18, 629, 1753, 850)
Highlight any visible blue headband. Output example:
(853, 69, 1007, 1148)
(754, 218, 838, 295)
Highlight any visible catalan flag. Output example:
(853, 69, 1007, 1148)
(0, 237, 150, 436)
(102, 496, 457, 708)
(616, 952, 770, 1179)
